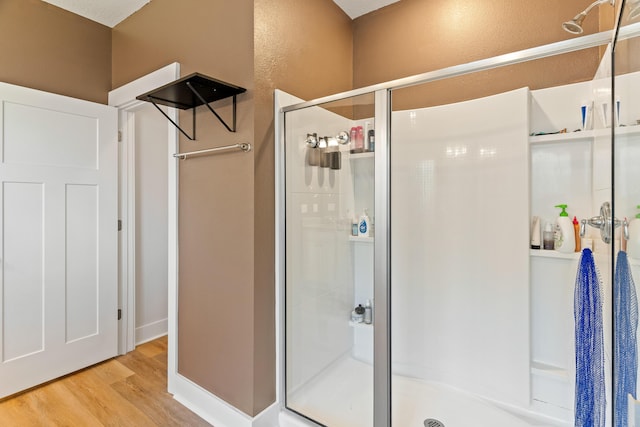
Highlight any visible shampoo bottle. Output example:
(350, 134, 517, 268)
(627, 206, 640, 259)
(543, 222, 554, 250)
(573, 216, 581, 252)
(364, 299, 372, 324)
(554, 204, 575, 253)
(358, 209, 370, 237)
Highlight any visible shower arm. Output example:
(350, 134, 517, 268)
(579, 202, 629, 244)
(582, 0, 615, 16)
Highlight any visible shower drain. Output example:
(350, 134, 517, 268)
(424, 419, 445, 427)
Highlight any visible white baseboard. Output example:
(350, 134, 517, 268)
(135, 318, 168, 345)
(170, 373, 280, 427)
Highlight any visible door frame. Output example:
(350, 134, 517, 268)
(108, 62, 180, 355)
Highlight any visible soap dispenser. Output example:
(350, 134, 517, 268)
(358, 209, 370, 237)
(554, 204, 575, 253)
(627, 205, 640, 259)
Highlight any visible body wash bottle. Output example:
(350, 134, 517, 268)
(554, 204, 575, 253)
(358, 209, 370, 237)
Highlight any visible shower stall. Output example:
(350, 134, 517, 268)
(276, 3, 640, 426)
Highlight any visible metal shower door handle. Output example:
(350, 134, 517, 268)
(579, 201, 628, 244)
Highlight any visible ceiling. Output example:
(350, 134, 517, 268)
(41, 0, 151, 27)
(332, 0, 400, 19)
(41, 0, 399, 28)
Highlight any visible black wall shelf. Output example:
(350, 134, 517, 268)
(136, 72, 246, 140)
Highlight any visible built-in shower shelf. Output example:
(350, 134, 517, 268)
(530, 250, 580, 260)
(349, 152, 375, 160)
(529, 131, 594, 144)
(349, 321, 373, 328)
(529, 124, 640, 144)
(349, 236, 373, 243)
(531, 361, 569, 381)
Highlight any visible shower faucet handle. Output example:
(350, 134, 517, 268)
(580, 202, 626, 244)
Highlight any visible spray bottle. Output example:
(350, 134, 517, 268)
(554, 204, 575, 253)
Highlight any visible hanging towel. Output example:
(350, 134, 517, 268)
(575, 248, 606, 427)
(614, 250, 638, 427)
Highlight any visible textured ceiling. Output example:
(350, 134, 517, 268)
(332, 0, 400, 19)
(41, 0, 151, 28)
(41, 0, 398, 27)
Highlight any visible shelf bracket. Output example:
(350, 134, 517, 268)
(186, 82, 237, 133)
(147, 95, 197, 140)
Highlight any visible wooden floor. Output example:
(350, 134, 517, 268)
(0, 336, 212, 426)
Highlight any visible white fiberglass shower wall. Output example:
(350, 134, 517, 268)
(390, 88, 531, 412)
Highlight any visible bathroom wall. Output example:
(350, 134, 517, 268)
(352, 0, 603, 110)
(0, 0, 111, 104)
(112, 0, 260, 415)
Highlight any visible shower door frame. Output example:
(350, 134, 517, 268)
(276, 21, 640, 427)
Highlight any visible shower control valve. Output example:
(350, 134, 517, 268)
(579, 202, 627, 244)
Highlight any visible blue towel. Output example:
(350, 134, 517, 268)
(575, 248, 606, 427)
(614, 250, 638, 427)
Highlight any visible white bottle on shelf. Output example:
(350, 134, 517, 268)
(358, 209, 370, 237)
(364, 299, 372, 324)
(554, 204, 575, 253)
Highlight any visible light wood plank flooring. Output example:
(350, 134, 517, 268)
(0, 336, 212, 426)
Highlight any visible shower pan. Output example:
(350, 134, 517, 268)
(276, 4, 640, 426)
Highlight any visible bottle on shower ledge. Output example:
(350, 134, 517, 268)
(358, 209, 370, 237)
(554, 204, 575, 253)
(349, 127, 358, 153)
(364, 299, 372, 324)
(351, 304, 365, 323)
(543, 221, 554, 250)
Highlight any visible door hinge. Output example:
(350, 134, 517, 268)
(118, 130, 122, 142)
(118, 219, 122, 231)
(118, 309, 122, 320)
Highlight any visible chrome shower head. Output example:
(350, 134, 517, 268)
(563, 12, 588, 34)
(563, 0, 615, 34)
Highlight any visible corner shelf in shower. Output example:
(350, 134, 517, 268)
(530, 361, 569, 381)
(349, 152, 375, 160)
(349, 236, 373, 243)
(529, 130, 594, 145)
(529, 124, 640, 144)
(348, 321, 373, 328)
(529, 250, 580, 260)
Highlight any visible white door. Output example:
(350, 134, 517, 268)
(0, 82, 118, 398)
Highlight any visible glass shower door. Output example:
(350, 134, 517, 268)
(612, 5, 640, 426)
(388, 48, 617, 425)
(283, 92, 381, 426)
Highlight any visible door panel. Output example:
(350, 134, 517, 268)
(2, 182, 44, 361)
(0, 82, 118, 398)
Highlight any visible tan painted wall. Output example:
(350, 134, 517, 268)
(352, 0, 604, 110)
(0, 0, 111, 104)
(112, 0, 259, 415)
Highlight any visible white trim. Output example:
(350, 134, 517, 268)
(281, 23, 640, 113)
(108, 62, 180, 355)
(135, 318, 169, 345)
(171, 373, 280, 427)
